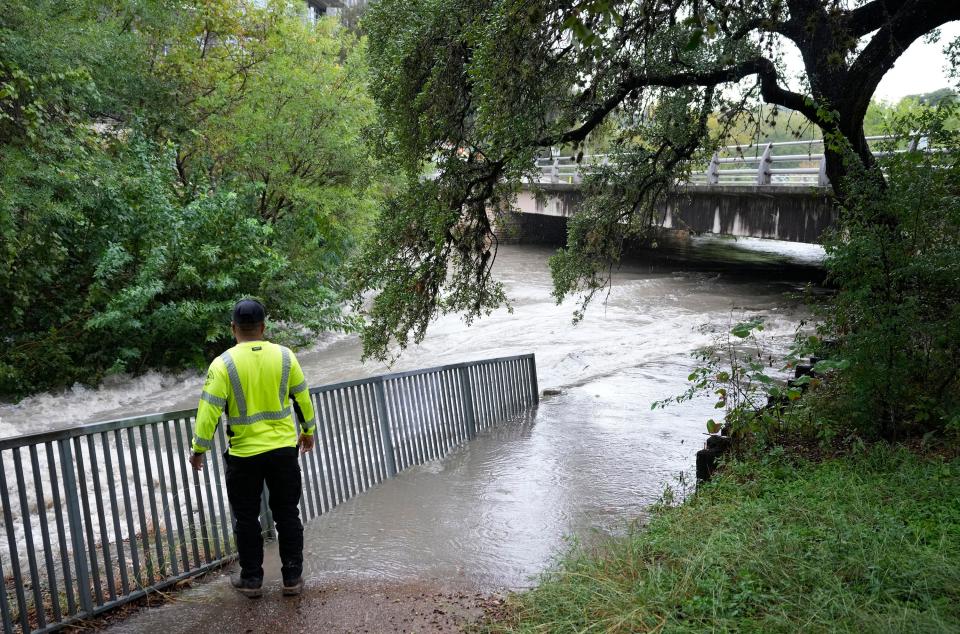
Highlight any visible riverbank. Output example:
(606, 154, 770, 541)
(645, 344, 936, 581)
(482, 440, 960, 633)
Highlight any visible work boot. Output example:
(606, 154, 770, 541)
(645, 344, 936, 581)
(282, 577, 304, 596)
(231, 573, 263, 599)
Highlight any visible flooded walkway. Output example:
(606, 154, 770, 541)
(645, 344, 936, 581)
(108, 365, 717, 633)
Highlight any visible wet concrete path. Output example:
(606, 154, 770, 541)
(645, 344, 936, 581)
(107, 566, 494, 633)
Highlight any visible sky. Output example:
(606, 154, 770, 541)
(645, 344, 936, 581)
(873, 21, 960, 102)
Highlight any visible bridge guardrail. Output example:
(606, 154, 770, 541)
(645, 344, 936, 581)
(531, 135, 930, 187)
(0, 353, 538, 633)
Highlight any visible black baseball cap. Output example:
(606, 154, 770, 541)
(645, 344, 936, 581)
(232, 298, 266, 326)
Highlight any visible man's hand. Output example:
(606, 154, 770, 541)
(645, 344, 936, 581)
(189, 452, 204, 472)
(298, 432, 315, 454)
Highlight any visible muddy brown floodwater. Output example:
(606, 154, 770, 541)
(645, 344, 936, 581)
(4, 238, 823, 632)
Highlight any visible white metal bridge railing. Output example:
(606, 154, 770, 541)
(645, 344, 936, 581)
(0, 353, 539, 633)
(532, 135, 929, 187)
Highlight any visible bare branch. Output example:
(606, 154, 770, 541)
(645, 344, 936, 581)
(753, 58, 821, 124)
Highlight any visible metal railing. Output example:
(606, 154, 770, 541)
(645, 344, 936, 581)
(531, 136, 930, 187)
(695, 138, 836, 186)
(533, 153, 613, 185)
(0, 353, 538, 633)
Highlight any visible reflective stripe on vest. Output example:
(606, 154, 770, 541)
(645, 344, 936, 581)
(220, 351, 248, 419)
(219, 347, 294, 427)
(200, 391, 226, 408)
(193, 436, 214, 449)
(224, 406, 293, 426)
(279, 346, 291, 406)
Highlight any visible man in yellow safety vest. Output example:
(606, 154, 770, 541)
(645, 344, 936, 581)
(189, 298, 316, 598)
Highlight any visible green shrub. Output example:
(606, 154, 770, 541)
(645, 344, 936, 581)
(821, 105, 960, 438)
(0, 135, 313, 395)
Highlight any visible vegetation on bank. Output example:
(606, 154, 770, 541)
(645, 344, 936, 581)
(816, 111, 960, 439)
(0, 0, 380, 398)
(480, 105, 960, 630)
(483, 443, 960, 633)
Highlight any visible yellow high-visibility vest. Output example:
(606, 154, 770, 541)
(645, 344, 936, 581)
(191, 340, 316, 457)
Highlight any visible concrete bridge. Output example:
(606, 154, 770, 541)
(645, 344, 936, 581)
(512, 182, 835, 244)
(508, 136, 921, 244)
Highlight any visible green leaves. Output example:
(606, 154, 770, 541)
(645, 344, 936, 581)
(731, 319, 764, 339)
(561, 15, 598, 47)
(657, 317, 814, 438)
(560, 0, 623, 46)
(812, 359, 850, 373)
(684, 28, 705, 52)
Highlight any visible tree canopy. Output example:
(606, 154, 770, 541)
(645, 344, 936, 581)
(352, 0, 960, 360)
(0, 0, 379, 396)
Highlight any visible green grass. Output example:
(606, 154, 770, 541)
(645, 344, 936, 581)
(484, 444, 960, 633)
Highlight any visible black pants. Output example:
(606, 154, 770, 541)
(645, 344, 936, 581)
(225, 446, 303, 583)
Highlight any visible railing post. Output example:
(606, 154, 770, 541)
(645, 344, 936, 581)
(0, 451, 28, 631)
(528, 355, 539, 405)
(550, 156, 560, 184)
(0, 553, 11, 634)
(458, 366, 478, 440)
(757, 142, 772, 185)
(817, 155, 830, 187)
(373, 378, 398, 478)
(59, 439, 94, 616)
(707, 151, 720, 184)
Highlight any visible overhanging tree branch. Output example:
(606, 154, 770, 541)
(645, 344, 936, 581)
(847, 0, 911, 37)
(540, 57, 820, 148)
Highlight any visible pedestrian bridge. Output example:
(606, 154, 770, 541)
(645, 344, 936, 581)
(512, 136, 921, 244)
